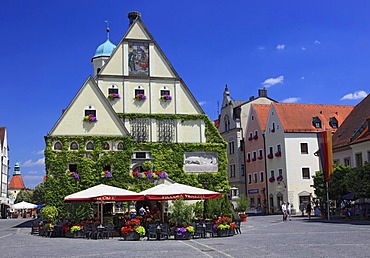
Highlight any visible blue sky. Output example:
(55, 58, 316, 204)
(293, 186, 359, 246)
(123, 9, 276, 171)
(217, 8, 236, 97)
(1, 1, 368, 189)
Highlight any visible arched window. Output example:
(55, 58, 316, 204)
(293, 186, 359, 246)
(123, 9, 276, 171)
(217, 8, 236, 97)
(86, 141, 94, 150)
(53, 142, 62, 150)
(103, 142, 110, 150)
(224, 115, 230, 131)
(117, 142, 124, 150)
(70, 142, 78, 150)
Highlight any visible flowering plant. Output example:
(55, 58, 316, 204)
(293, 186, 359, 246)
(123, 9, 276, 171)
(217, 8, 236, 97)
(215, 216, 232, 230)
(160, 94, 172, 101)
(70, 225, 81, 233)
(135, 94, 146, 101)
(131, 171, 142, 178)
(258, 156, 263, 160)
(276, 175, 283, 182)
(71, 172, 79, 180)
(132, 171, 167, 179)
(84, 114, 97, 122)
(101, 170, 112, 178)
(269, 176, 275, 183)
(248, 136, 253, 141)
(253, 135, 258, 140)
(251, 157, 256, 162)
(275, 151, 281, 157)
(246, 158, 251, 163)
(143, 171, 153, 178)
(108, 93, 120, 100)
(120, 218, 145, 236)
(175, 225, 194, 237)
(61, 224, 70, 233)
(155, 171, 167, 179)
(267, 153, 273, 159)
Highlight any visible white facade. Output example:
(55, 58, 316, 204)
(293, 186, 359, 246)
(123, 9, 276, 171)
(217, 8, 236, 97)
(0, 127, 9, 217)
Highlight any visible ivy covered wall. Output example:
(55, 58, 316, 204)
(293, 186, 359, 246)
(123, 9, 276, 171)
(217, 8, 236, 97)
(44, 114, 228, 209)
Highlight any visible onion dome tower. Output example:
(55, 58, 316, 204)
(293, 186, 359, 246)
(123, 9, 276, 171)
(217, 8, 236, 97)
(92, 21, 116, 77)
(8, 163, 26, 203)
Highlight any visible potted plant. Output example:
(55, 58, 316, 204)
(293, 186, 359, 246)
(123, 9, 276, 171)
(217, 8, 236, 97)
(83, 114, 97, 122)
(215, 216, 232, 237)
(121, 218, 144, 240)
(108, 93, 120, 100)
(135, 94, 146, 101)
(235, 195, 249, 222)
(169, 199, 194, 240)
(160, 94, 172, 101)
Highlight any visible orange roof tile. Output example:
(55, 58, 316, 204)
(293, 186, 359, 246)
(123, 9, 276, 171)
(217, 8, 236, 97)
(272, 103, 354, 133)
(8, 174, 26, 190)
(333, 94, 370, 149)
(252, 104, 271, 132)
(214, 118, 219, 128)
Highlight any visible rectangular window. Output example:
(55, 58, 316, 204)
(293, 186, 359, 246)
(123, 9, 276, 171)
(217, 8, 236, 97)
(135, 152, 146, 159)
(131, 118, 149, 143)
(258, 149, 263, 159)
(278, 168, 283, 177)
(157, 119, 174, 142)
(69, 164, 77, 172)
(270, 170, 275, 178)
(302, 167, 310, 179)
(260, 171, 264, 182)
(85, 110, 96, 117)
(269, 146, 273, 155)
(241, 164, 245, 177)
(252, 151, 257, 160)
(300, 143, 308, 154)
(248, 174, 252, 184)
(344, 157, 351, 166)
(247, 153, 251, 161)
(160, 89, 170, 96)
(232, 142, 234, 154)
(229, 164, 236, 178)
(253, 173, 257, 183)
(233, 165, 236, 177)
(250, 197, 255, 208)
(277, 144, 281, 152)
(355, 153, 363, 167)
(135, 89, 144, 96)
(108, 88, 118, 94)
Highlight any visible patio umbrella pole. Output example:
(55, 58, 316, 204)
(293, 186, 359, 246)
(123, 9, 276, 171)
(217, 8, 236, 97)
(101, 202, 104, 225)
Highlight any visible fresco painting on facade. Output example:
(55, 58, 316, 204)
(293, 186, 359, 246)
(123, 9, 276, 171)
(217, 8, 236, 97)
(128, 42, 149, 76)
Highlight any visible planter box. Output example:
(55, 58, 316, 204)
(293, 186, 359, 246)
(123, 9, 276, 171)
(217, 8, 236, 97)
(65, 231, 83, 238)
(174, 231, 191, 240)
(217, 229, 229, 237)
(124, 231, 140, 241)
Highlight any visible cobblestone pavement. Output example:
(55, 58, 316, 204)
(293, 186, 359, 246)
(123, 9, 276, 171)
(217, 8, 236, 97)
(1, 215, 369, 258)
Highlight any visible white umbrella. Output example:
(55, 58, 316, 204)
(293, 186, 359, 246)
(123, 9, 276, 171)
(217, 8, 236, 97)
(140, 183, 221, 200)
(64, 184, 144, 225)
(13, 201, 37, 210)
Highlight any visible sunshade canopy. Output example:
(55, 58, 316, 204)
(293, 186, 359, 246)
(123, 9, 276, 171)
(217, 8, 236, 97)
(64, 184, 144, 202)
(13, 201, 37, 209)
(140, 183, 221, 200)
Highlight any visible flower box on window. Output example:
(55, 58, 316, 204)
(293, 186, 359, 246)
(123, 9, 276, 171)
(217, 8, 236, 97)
(267, 154, 273, 159)
(276, 175, 283, 182)
(135, 94, 146, 101)
(71, 172, 79, 180)
(84, 114, 97, 123)
(246, 159, 251, 163)
(275, 151, 281, 157)
(108, 93, 120, 100)
(101, 171, 112, 178)
(271, 128, 275, 133)
(253, 135, 258, 140)
(251, 158, 256, 162)
(258, 156, 263, 160)
(160, 94, 172, 101)
(248, 136, 253, 141)
(269, 176, 275, 183)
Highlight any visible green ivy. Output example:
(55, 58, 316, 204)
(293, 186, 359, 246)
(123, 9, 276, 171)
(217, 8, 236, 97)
(44, 114, 229, 215)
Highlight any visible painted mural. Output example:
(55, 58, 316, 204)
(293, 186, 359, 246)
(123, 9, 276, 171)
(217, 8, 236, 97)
(128, 42, 149, 76)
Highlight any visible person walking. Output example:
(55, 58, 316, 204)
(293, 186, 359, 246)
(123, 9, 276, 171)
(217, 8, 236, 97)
(306, 202, 312, 220)
(281, 202, 287, 221)
(287, 202, 292, 221)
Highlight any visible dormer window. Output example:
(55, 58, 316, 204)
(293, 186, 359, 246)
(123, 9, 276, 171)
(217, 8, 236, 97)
(312, 116, 321, 128)
(329, 117, 338, 129)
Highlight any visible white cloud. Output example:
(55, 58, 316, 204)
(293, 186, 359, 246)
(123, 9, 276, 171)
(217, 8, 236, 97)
(35, 150, 44, 155)
(276, 44, 285, 50)
(281, 97, 301, 103)
(340, 90, 368, 100)
(301, 47, 306, 51)
(198, 101, 206, 106)
(22, 158, 45, 167)
(258, 46, 266, 50)
(261, 76, 284, 88)
(300, 76, 305, 80)
(314, 40, 321, 45)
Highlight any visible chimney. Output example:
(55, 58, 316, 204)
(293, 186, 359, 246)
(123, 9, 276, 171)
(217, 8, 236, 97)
(258, 88, 268, 97)
(128, 11, 141, 26)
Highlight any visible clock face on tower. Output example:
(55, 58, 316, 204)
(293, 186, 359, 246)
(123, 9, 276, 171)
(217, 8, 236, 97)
(128, 42, 149, 76)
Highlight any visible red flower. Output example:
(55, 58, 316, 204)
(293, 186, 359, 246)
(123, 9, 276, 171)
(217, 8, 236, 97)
(267, 154, 273, 159)
(269, 176, 275, 183)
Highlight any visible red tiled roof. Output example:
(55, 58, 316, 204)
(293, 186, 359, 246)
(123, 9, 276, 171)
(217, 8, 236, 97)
(214, 118, 219, 128)
(272, 103, 354, 133)
(8, 174, 26, 190)
(252, 104, 270, 132)
(333, 94, 370, 149)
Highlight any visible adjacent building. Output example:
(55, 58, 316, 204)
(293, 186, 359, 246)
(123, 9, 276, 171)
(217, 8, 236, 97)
(0, 127, 9, 218)
(332, 94, 370, 166)
(218, 86, 275, 196)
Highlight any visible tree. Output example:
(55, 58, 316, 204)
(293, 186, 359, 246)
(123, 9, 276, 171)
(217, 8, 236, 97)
(169, 199, 193, 227)
(15, 189, 33, 203)
(328, 164, 350, 201)
(234, 195, 249, 213)
(32, 182, 45, 205)
(345, 162, 370, 198)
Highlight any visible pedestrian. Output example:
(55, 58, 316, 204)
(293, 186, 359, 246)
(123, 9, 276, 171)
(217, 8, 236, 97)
(299, 202, 305, 217)
(306, 202, 312, 220)
(287, 202, 292, 221)
(281, 202, 287, 221)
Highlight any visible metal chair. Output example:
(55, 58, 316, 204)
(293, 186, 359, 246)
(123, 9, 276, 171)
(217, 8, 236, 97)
(160, 223, 170, 240)
(146, 223, 159, 240)
(205, 222, 214, 237)
(103, 224, 115, 239)
(193, 222, 206, 238)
